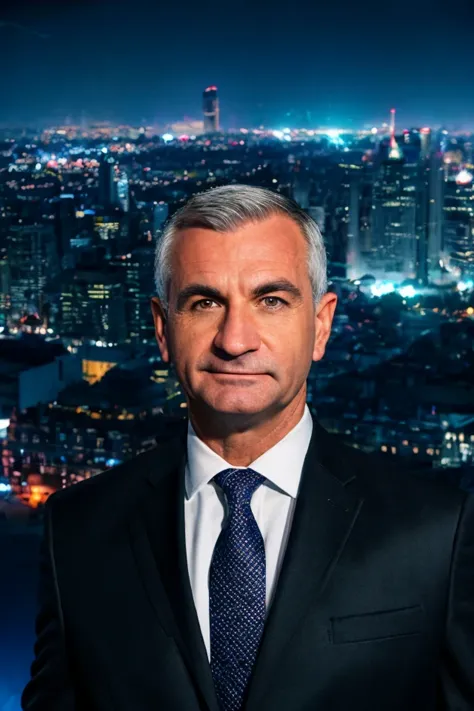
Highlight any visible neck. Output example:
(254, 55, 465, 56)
(188, 387, 307, 466)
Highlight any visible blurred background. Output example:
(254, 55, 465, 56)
(1, 0, 474, 707)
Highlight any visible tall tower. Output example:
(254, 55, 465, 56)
(7, 224, 60, 322)
(116, 167, 130, 213)
(346, 177, 363, 281)
(371, 110, 419, 280)
(98, 155, 117, 207)
(388, 108, 402, 160)
(203, 86, 220, 133)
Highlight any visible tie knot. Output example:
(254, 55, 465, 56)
(213, 467, 266, 505)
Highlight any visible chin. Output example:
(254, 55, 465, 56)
(199, 386, 279, 416)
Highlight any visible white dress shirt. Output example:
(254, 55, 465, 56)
(184, 404, 313, 660)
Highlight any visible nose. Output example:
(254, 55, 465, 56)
(213, 304, 261, 357)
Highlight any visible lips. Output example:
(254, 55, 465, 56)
(209, 370, 262, 375)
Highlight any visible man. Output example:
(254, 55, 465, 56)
(22, 184, 474, 711)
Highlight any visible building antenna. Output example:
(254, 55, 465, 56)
(390, 108, 396, 141)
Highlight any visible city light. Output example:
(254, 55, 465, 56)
(162, 133, 174, 142)
(399, 285, 417, 299)
(370, 282, 395, 297)
(455, 169, 473, 185)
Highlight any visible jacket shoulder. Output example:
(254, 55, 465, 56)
(45, 427, 186, 527)
(321, 427, 468, 513)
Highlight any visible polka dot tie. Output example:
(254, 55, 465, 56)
(209, 468, 267, 711)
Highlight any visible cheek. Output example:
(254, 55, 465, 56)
(171, 323, 207, 362)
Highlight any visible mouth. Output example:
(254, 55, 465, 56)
(210, 371, 263, 376)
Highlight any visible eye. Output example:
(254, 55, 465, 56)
(262, 296, 286, 309)
(192, 299, 217, 310)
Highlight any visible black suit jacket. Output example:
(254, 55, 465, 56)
(21, 413, 474, 710)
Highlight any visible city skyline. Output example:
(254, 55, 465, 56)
(1, 0, 474, 127)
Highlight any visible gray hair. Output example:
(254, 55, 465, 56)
(154, 184, 328, 312)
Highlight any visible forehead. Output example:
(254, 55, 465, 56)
(171, 214, 308, 280)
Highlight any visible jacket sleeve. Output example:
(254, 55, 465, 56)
(440, 491, 474, 709)
(21, 496, 76, 710)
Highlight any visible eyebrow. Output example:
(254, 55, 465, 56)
(175, 278, 303, 311)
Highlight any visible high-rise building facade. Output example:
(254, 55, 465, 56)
(60, 267, 127, 343)
(427, 151, 444, 280)
(442, 168, 474, 278)
(203, 86, 220, 133)
(111, 247, 156, 343)
(116, 168, 130, 213)
(7, 224, 60, 322)
(153, 202, 169, 238)
(98, 156, 117, 207)
(371, 151, 418, 279)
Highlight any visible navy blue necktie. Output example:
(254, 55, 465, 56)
(209, 467, 267, 711)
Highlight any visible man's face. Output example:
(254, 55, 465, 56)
(152, 214, 337, 420)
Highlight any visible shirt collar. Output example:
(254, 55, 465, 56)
(185, 404, 313, 501)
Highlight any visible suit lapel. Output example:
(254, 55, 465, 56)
(244, 417, 365, 709)
(128, 428, 220, 711)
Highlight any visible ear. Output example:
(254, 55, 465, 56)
(151, 297, 170, 362)
(312, 292, 337, 362)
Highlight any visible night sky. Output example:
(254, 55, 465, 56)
(1, 0, 474, 128)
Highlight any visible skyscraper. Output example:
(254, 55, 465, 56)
(54, 194, 76, 265)
(7, 224, 60, 323)
(60, 267, 127, 343)
(291, 160, 311, 209)
(372, 149, 418, 279)
(116, 168, 130, 213)
(427, 150, 444, 280)
(442, 168, 474, 278)
(346, 177, 364, 281)
(203, 86, 220, 133)
(98, 155, 117, 207)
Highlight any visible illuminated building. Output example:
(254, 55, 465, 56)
(98, 155, 117, 207)
(442, 168, 474, 277)
(53, 194, 76, 264)
(427, 151, 444, 280)
(372, 153, 419, 279)
(388, 108, 402, 160)
(93, 216, 129, 257)
(60, 268, 127, 343)
(291, 159, 311, 209)
(116, 168, 130, 213)
(93, 216, 120, 241)
(0, 255, 10, 321)
(317, 161, 365, 280)
(420, 127, 431, 160)
(203, 85, 220, 133)
(371, 111, 420, 278)
(7, 224, 60, 323)
(110, 247, 156, 342)
(346, 177, 364, 281)
(153, 201, 169, 237)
